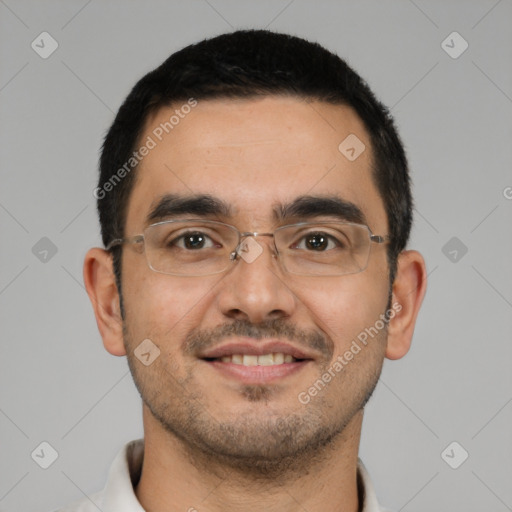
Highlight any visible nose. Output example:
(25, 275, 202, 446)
(216, 235, 297, 324)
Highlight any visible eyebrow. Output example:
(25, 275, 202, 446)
(274, 195, 367, 225)
(145, 194, 232, 225)
(145, 193, 367, 226)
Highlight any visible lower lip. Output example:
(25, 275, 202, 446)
(203, 360, 311, 384)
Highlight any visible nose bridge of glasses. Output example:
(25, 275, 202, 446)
(231, 232, 277, 261)
(239, 231, 274, 238)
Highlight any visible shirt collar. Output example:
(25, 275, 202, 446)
(101, 439, 387, 512)
(101, 439, 145, 512)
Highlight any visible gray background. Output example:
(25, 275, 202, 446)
(1, 1, 511, 511)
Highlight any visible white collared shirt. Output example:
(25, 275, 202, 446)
(53, 439, 392, 512)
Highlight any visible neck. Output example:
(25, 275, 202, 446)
(135, 405, 364, 512)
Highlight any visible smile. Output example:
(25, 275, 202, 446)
(198, 338, 316, 384)
(210, 353, 298, 366)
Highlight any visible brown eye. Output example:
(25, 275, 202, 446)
(305, 233, 329, 251)
(183, 232, 207, 249)
(169, 231, 217, 250)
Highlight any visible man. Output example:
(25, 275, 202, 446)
(60, 29, 426, 511)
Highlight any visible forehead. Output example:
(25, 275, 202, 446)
(125, 96, 386, 232)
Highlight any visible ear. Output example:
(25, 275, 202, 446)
(385, 250, 427, 360)
(83, 248, 126, 356)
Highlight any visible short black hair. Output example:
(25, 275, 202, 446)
(97, 29, 412, 303)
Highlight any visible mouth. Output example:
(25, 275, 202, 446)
(198, 340, 315, 384)
(204, 352, 299, 365)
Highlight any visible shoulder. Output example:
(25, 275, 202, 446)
(357, 458, 395, 512)
(47, 439, 144, 512)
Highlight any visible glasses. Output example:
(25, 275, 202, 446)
(106, 219, 390, 277)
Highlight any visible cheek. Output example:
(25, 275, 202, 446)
(294, 273, 389, 353)
(123, 268, 219, 341)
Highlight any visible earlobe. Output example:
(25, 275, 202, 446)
(385, 250, 427, 360)
(83, 248, 126, 356)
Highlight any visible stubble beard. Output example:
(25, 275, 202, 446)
(123, 319, 385, 482)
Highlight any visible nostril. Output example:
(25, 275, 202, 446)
(268, 309, 289, 321)
(225, 309, 249, 322)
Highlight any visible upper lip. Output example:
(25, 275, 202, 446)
(198, 339, 316, 360)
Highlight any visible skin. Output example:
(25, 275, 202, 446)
(84, 96, 427, 512)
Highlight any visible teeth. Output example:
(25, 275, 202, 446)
(242, 354, 258, 366)
(217, 353, 297, 366)
(257, 353, 274, 366)
(273, 352, 284, 364)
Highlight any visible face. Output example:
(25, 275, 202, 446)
(120, 96, 391, 471)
